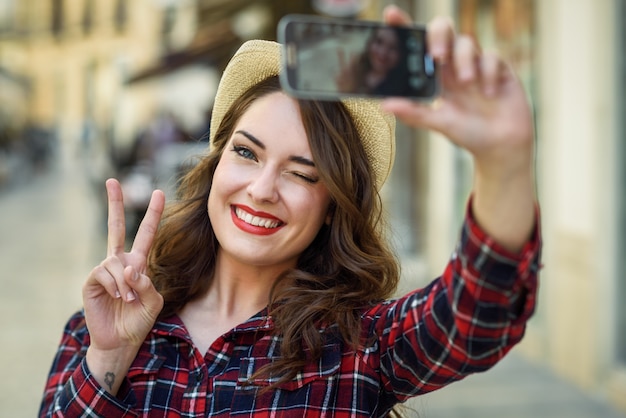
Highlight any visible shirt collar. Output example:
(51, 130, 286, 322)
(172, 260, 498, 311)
(232, 307, 274, 333)
(152, 307, 275, 339)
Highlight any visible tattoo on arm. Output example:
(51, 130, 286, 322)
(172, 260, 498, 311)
(104, 372, 115, 391)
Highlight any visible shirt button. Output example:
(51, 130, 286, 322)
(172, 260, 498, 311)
(196, 371, 204, 383)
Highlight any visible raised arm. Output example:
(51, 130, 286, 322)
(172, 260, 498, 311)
(365, 6, 541, 405)
(381, 6, 536, 252)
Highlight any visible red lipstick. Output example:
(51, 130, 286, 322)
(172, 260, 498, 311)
(230, 205, 284, 236)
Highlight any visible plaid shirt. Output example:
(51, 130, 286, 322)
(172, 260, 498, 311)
(40, 208, 541, 417)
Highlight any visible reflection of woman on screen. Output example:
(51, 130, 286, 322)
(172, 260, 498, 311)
(336, 27, 411, 96)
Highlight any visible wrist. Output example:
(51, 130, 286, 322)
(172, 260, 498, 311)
(85, 346, 139, 395)
(473, 141, 534, 182)
(471, 160, 536, 253)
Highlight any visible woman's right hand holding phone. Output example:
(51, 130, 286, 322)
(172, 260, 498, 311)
(381, 6, 536, 253)
(83, 178, 165, 395)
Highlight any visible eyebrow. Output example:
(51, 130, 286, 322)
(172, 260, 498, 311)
(235, 130, 316, 167)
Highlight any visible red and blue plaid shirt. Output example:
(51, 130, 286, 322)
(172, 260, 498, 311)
(40, 208, 541, 417)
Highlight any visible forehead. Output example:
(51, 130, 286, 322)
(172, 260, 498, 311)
(233, 92, 312, 154)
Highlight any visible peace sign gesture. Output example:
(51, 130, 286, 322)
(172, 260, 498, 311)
(82, 178, 165, 394)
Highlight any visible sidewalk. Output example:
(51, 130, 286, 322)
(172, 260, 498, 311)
(1, 159, 624, 417)
(409, 350, 626, 418)
(0, 159, 104, 417)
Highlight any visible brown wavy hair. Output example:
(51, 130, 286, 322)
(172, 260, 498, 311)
(149, 76, 399, 387)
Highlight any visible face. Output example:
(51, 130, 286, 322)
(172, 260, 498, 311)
(368, 28, 401, 74)
(208, 92, 332, 270)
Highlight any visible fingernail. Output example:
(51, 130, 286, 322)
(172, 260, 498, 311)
(115, 290, 121, 299)
(431, 47, 446, 63)
(134, 271, 139, 281)
(126, 291, 136, 302)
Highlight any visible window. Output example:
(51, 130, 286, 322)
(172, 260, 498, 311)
(0, 0, 16, 34)
(114, 0, 127, 33)
(161, 5, 176, 52)
(51, 0, 63, 37)
(82, 0, 94, 34)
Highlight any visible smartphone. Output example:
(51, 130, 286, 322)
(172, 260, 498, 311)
(277, 14, 437, 100)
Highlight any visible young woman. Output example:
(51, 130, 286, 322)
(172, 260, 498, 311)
(40, 6, 541, 417)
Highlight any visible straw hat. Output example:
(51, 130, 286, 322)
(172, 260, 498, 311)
(209, 40, 396, 190)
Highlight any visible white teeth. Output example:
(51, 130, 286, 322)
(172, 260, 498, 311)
(235, 207, 280, 228)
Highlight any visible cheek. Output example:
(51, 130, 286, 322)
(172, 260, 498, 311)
(207, 162, 236, 216)
(212, 160, 247, 195)
(301, 192, 331, 225)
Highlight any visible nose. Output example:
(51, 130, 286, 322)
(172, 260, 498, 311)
(246, 166, 279, 203)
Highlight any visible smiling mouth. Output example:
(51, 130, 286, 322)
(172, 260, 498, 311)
(233, 206, 283, 229)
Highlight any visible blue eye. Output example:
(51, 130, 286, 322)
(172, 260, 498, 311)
(232, 145, 256, 161)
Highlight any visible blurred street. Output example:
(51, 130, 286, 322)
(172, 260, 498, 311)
(0, 157, 105, 417)
(410, 351, 626, 418)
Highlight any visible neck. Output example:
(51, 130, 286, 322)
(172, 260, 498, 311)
(193, 250, 290, 319)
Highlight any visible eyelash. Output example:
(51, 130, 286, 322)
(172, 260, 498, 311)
(231, 145, 256, 161)
(293, 172, 317, 184)
(230, 145, 318, 184)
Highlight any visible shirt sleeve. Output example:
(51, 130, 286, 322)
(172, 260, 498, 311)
(39, 311, 138, 418)
(362, 201, 542, 403)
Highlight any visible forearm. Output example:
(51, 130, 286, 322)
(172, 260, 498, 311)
(373, 204, 541, 399)
(85, 346, 139, 396)
(41, 347, 138, 417)
(471, 144, 537, 253)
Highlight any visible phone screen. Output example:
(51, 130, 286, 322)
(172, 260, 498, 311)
(278, 15, 437, 100)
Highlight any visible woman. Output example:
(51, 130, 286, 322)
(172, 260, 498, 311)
(40, 6, 541, 417)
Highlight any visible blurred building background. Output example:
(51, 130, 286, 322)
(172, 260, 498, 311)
(0, 0, 624, 416)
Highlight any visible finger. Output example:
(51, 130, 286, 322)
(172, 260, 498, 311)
(383, 4, 413, 26)
(124, 267, 164, 317)
(102, 256, 135, 302)
(480, 50, 505, 97)
(106, 178, 126, 257)
(381, 98, 449, 133)
(130, 189, 165, 259)
(453, 35, 481, 84)
(85, 264, 122, 300)
(427, 16, 455, 64)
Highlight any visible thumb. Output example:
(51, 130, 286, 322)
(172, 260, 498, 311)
(381, 98, 449, 133)
(124, 266, 164, 317)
